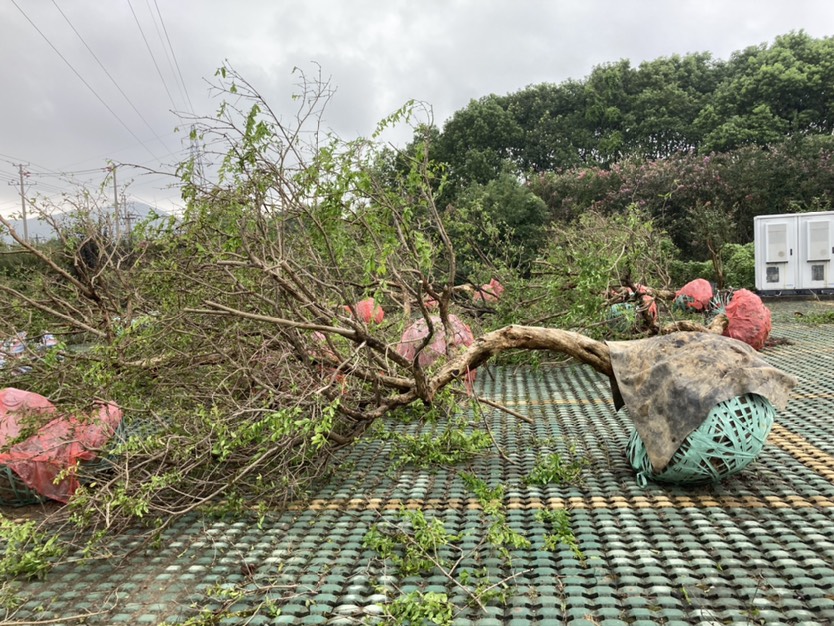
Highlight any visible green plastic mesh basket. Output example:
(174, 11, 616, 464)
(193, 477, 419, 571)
(672, 294, 696, 312)
(0, 464, 46, 507)
(607, 302, 637, 333)
(626, 393, 775, 486)
(0, 419, 129, 507)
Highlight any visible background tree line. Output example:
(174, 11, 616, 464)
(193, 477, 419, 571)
(423, 31, 834, 278)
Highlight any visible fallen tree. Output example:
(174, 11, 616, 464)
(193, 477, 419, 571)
(0, 66, 725, 550)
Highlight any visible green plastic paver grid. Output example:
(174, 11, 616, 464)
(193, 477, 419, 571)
(5, 300, 834, 625)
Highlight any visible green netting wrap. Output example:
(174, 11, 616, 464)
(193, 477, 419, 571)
(707, 289, 734, 319)
(672, 294, 696, 312)
(626, 393, 775, 487)
(0, 464, 46, 507)
(606, 302, 637, 333)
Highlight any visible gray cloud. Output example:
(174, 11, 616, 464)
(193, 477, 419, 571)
(2, 0, 834, 215)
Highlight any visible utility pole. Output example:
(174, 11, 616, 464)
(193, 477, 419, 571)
(110, 163, 120, 239)
(17, 164, 29, 243)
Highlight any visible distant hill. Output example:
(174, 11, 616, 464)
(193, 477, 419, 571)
(1, 201, 169, 244)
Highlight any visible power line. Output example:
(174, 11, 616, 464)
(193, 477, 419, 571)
(152, 0, 194, 114)
(2, 151, 191, 209)
(27, 167, 108, 178)
(0, 153, 63, 174)
(2, 155, 138, 194)
(9, 0, 163, 162)
(1, 161, 83, 196)
(12, 164, 31, 241)
(29, 165, 108, 176)
(3, 157, 112, 199)
(144, 0, 188, 113)
(25, 179, 66, 194)
(49, 0, 175, 154)
(126, 0, 179, 112)
(0, 157, 110, 191)
(51, 129, 183, 171)
(9, 172, 80, 196)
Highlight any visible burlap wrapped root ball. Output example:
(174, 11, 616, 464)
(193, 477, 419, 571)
(626, 393, 776, 486)
(607, 332, 796, 487)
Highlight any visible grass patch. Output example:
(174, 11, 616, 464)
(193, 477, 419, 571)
(796, 310, 834, 325)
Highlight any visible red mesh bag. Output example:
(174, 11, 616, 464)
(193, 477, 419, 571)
(345, 297, 385, 324)
(396, 315, 476, 392)
(0, 388, 123, 503)
(473, 278, 504, 303)
(723, 289, 772, 351)
(675, 278, 714, 312)
(633, 284, 658, 322)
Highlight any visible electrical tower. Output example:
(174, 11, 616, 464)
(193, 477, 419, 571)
(190, 124, 205, 183)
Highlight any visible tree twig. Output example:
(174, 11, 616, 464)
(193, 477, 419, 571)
(471, 393, 534, 425)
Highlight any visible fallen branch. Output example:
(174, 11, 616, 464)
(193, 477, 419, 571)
(661, 313, 728, 335)
(433, 326, 613, 400)
(471, 393, 534, 425)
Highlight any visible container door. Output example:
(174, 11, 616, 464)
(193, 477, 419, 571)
(798, 215, 834, 289)
(757, 218, 797, 290)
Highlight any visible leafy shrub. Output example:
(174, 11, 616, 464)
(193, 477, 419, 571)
(384, 591, 455, 626)
(535, 509, 584, 562)
(797, 310, 834, 325)
(488, 205, 677, 336)
(722, 242, 755, 289)
(364, 509, 460, 576)
(669, 259, 714, 287)
(382, 419, 492, 469)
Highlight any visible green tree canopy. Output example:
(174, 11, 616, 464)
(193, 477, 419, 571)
(431, 30, 834, 198)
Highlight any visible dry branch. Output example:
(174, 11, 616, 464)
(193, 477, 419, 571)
(432, 325, 613, 398)
(661, 313, 729, 335)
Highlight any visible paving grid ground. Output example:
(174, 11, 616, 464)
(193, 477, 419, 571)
(4, 299, 834, 625)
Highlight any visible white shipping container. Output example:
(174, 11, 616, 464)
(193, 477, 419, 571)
(754, 211, 834, 293)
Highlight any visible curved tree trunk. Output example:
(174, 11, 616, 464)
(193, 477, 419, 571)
(429, 314, 729, 402)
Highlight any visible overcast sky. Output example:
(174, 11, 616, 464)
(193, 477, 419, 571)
(2, 0, 834, 218)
